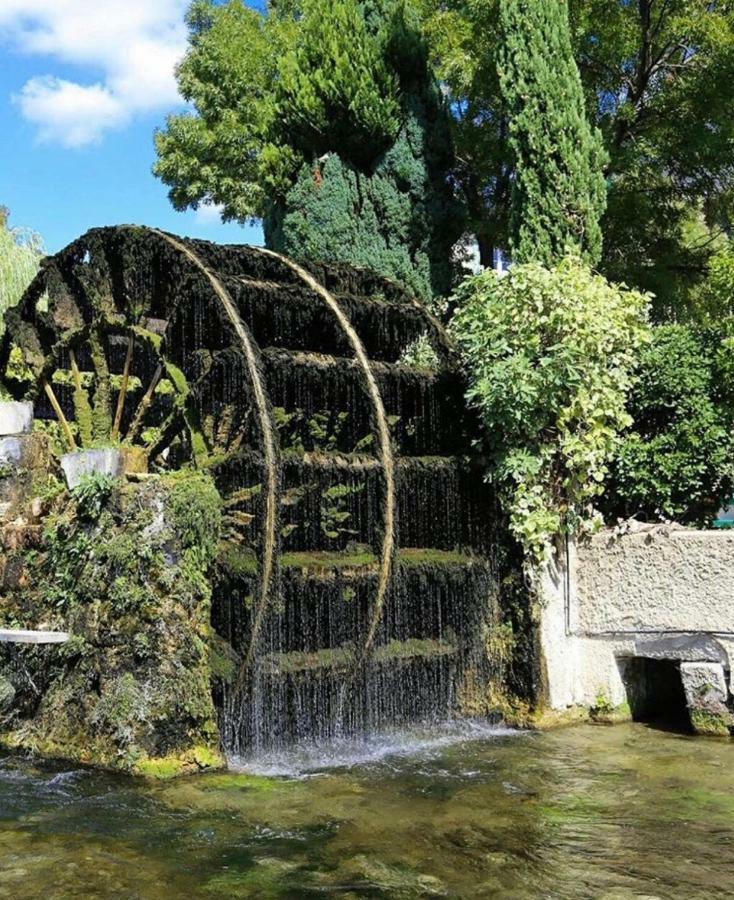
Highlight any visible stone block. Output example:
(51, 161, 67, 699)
(0, 436, 26, 469)
(0, 434, 51, 522)
(0, 401, 33, 436)
(61, 446, 148, 489)
(679, 661, 733, 736)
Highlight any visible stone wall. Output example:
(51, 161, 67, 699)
(576, 529, 734, 635)
(539, 527, 734, 734)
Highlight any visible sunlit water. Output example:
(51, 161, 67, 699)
(1, 722, 733, 898)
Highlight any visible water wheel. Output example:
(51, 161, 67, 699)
(1, 225, 502, 755)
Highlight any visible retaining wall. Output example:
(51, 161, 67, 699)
(540, 527, 734, 715)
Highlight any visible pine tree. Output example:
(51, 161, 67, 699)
(498, 0, 607, 266)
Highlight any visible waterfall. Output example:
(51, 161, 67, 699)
(205, 244, 502, 758)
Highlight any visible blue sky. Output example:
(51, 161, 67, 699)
(0, 1, 264, 253)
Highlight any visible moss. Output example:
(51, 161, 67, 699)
(396, 548, 475, 567)
(164, 361, 189, 398)
(589, 699, 632, 726)
(277, 547, 476, 573)
(218, 543, 259, 577)
(530, 706, 590, 730)
(4, 474, 224, 776)
(164, 470, 222, 563)
(457, 668, 533, 727)
(262, 638, 456, 675)
(210, 635, 237, 684)
(134, 744, 224, 780)
(281, 549, 378, 571)
(690, 709, 733, 737)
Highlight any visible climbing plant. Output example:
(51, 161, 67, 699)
(451, 258, 650, 565)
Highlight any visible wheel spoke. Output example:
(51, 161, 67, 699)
(42, 378, 78, 451)
(112, 332, 135, 441)
(125, 362, 163, 444)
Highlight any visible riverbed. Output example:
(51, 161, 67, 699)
(1, 722, 732, 898)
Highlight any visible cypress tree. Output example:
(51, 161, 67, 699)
(498, 0, 607, 266)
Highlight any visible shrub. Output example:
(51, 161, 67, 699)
(451, 258, 650, 565)
(604, 324, 734, 524)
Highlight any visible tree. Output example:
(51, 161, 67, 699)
(604, 324, 734, 524)
(419, 0, 734, 313)
(266, 3, 463, 299)
(451, 258, 650, 564)
(572, 0, 734, 320)
(0, 207, 44, 340)
(155, 0, 464, 299)
(497, 0, 607, 265)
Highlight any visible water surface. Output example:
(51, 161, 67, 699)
(1, 722, 733, 898)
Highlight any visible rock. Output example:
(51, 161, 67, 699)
(0, 401, 33, 436)
(60, 446, 147, 489)
(1, 521, 44, 551)
(679, 662, 733, 736)
(0, 436, 26, 469)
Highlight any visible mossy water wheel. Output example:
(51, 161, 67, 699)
(1, 225, 503, 753)
(0, 227, 254, 466)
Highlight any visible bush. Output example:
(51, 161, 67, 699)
(604, 324, 734, 524)
(451, 258, 650, 564)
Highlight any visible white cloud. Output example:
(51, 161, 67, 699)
(0, 0, 189, 147)
(195, 202, 225, 226)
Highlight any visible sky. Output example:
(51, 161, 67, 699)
(0, 0, 264, 253)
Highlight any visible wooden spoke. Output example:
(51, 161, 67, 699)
(111, 332, 135, 441)
(69, 349, 82, 392)
(146, 408, 186, 462)
(89, 326, 113, 443)
(125, 362, 163, 444)
(42, 378, 78, 451)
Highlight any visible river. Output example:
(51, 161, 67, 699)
(1, 721, 732, 898)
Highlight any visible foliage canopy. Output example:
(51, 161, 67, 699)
(420, 0, 734, 313)
(155, 0, 463, 298)
(605, 324, 734, 525)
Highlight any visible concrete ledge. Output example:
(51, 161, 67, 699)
(0, 629, 69, 644)
(0, 401, 33, 436)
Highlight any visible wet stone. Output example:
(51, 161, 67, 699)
(679, 661, 734, 736)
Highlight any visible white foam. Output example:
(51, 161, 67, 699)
(227, 719, 523, 777)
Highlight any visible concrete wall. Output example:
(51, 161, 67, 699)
(539, 527, 734, 712)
